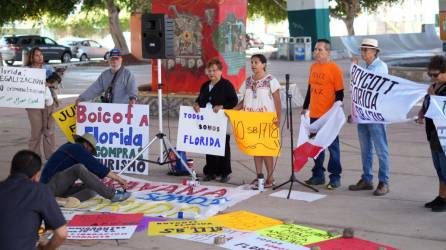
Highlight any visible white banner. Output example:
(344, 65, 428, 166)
(350, 64, 428, 123)
(176, 105, 227, 156)
(68, 226, 137, 240)
(76, 103, 150, 175)
(425, 95, 446, 154)
(0, 67, 46, 108)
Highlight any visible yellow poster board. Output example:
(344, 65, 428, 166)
(258, 224, 340, 246)
(147, 220, 223, 236)
(208, 210, 283, 231)
(224, 110, 280, 156)
(52, 104, 76, 142)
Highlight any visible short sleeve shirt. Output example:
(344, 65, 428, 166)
(0, 174, 66, 250)
(308, 62, 344, 118)
(239, 74, 280, 112)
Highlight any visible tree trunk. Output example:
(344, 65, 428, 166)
(106, 0, 130, 54)
(343, 17, 355, 36)
(341, 0, 360, 36)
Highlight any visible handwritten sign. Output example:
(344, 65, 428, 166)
(222, 233, 309, 250)
(176, 106, 228, 156)
(53, 104, 76, 142)
(225, 110, 280, 156)
(68, 213, 144, 226)
(148, 220, 223, 236)
(208, 210, 283, 231)
(170, 228, 252, 245)
(76, 103, 150, 175)
(68, 226, 137, 240)
(61, 209, 85, 221)
(0, 67, 46, 108)
(306, 237, 399, 250)
(136, 217, 167, 232)
(258, 224, 339, 246)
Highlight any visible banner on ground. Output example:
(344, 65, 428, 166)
(350, 64, 428, 123)
(170, 228, 252, 245)
(425, 95, 446, 155)
(176, 106, 227, 156)
(259, 224, 340, 246)
(53, 104, 76, 142)
(222, 233, 309, 250)
(76, 103, 150, 175)
(74, 176, 258, 219)
(148, 220, 223, 236)
(208, 210, 283, 231)
(0, 67, 46, 108)
(225, 110, 280, 156)
(293, 101, 345, 172)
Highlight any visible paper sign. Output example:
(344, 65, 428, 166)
(61, 209, 85, 221)
(222, 233, 309, 250)
(270, 190, 326, 202)
(225, 110, 280, 156)
(259, 224, 339, 246)
(76, 103, 150, 175)
(306, 237, 399, 250)
(208, 210, 283, 231)
(148, 220, 223, 236)
(136, 217, 167, 232)
(176, 106, 228, 156)
(170, 228, 252, 245)
(68, 213, 144, 226)
(0, 67, 46, 108)
(53, 104, 77, 142)
(68, 225, 137, 240)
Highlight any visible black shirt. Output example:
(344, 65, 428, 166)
(0, 174, 66, 250)
(195, 77, 238, 109)
(423, 83, 446, 151)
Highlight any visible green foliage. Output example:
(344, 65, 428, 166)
(248, 0, 287, 23)
(329, 0, 401, 19)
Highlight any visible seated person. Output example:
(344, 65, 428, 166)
(40, 133, 130, 207)
(0, 150, 67, 250)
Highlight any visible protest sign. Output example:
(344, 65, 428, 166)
(350, 64, 428, 123)
(176, 106, 227, 156)
(222, 233, 309, 250)
(208, 210, 283, 231)
(148, 220, 223, 236)
(53, 104, 76, 142)
(259, 224, 339, 246)
(0, 67, 46, 108)
(68, 226, 138, 240)
(170, 228, 252, 245)
(305, 237, 398, 250)
(225, 110, 280, 156)
(136, 217, 167, 232)
(76, 103, 150, 175)
(61, 209, 85, 221)
(74, 176, 258, 219)
(424, 95, 446, 155)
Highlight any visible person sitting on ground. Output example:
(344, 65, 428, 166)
(40, 133, 130, 207)
(0, 150, 67, 250)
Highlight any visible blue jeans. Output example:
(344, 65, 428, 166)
(312, 136, 342, 183)
(357, 123, 390, 184)
(431, 150, 446, 183)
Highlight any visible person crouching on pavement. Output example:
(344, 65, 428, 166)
(193, 58, 238, 183)
(40, 133, 130, 208)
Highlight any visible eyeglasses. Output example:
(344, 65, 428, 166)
(428, 72, 442, 78)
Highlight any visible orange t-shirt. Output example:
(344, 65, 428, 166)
(308, 62, 344, 118)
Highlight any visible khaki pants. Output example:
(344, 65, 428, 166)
(26, 105, 55, 160)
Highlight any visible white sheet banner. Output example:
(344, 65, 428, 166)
(76, 103, 150, 175)
(425, 95, 446, 154)
(68, 226, 137, 240)
(176, 105, 227, 156)
(350, 64, 428, 123)
(0, 67, 46, 108)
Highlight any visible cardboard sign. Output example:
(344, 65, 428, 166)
(136, 217, 167, 232)
(222, 233, 309, 250)
(148, 220, 223, 236)
(76, 103, 150, 175)
(170, 228, 252, 245)
(0, 67, 46, 108)
(68, 226, 138, 240)
(176, 106, 228, 156)
(53, 104, 76, 142)
(68, 213, 144, 226)
(225, 110, 280, 156)
(208, 210, 283, 231)
(259, 224, 339, 246)
(305, 237, 399, 250)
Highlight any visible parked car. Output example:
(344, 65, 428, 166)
(63, 39, 110, 61)
(246, 33, 264, 49)
(0, 35, 72, 65)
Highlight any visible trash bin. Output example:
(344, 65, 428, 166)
(292, 37, 312, 61)
(277, 37, 291, 60)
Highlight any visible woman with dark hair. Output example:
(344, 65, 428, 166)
(193, 58, 238, 183)
(417, 55, 446, 212)
(26, 47, 56, 160)
(235, 54, 281, 189)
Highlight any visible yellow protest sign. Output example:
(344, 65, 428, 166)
(147, 220, 223, 236)
(258, 224, 340, 245)
(52, 104, 76, 142)
(225, 110, 280, 156)
(208, 210, 283, 231)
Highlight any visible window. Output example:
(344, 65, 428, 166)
(89, 41, 101, 48)
(43, 37, 57, 45)
(33, 37, 44, 45)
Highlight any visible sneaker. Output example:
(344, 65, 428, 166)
(110, 190, 131, 202)
(305, 176, 325, 185)
(373, 182, 389, 196)
(325, 180, 341, 190)
(220, 175, 230, 183)
(56, 197, 80, 208)
(425, 196, 443, 208)
(202, 175, 216, 182)
(348, 179, 373, 191)
(431, 197, 446, 212)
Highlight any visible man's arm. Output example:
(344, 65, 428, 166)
(38, 225, 67, 250)
(107, 171, 128, 189)
(302, 85, 311, 114)
(126, 70, 138, 104)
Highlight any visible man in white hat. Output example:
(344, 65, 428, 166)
(349, 38, 390, 196)
(40, 133, 130, 207)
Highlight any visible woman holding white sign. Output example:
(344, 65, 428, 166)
(193, 58, 238, 183)
(235, 54, 281, 189)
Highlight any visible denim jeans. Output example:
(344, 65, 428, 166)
(357, 123, 390, 184)
(312, 136, 342, 183)
(431, 149, 446, 183)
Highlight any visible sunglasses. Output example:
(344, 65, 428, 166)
(428, 72, 442, 78)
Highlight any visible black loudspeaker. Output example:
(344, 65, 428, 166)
(141, 13, 175, 59)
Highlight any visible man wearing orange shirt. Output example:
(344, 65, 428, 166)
(302, 39, 345, 190)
